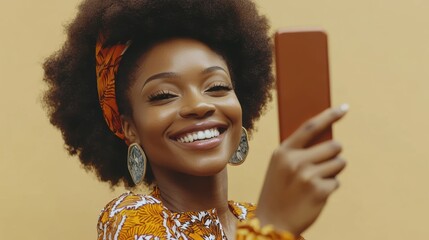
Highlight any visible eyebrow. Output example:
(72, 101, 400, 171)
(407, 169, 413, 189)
(142, 66, 229, 88)
(202, 66, 229, 76)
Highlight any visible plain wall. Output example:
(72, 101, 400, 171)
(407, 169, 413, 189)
(1, 0, 428, 239)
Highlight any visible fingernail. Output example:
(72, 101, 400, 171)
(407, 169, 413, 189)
(339, 103, 349, 113)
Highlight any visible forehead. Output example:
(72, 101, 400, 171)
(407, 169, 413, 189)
(134, 38, 229, 79)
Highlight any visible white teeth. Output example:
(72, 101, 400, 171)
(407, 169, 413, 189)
(197, 131, 204, 139)
(176, 128, 221, 143)
(204, 129, 212, 138)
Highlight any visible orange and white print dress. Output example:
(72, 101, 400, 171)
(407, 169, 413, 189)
(97, 187, 298, 240)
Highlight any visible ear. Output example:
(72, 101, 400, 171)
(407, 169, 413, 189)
(121, 115, 140, 144)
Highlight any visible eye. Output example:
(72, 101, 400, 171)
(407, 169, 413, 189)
(147, 90, 178, 102)
(206, 83, 233, 92)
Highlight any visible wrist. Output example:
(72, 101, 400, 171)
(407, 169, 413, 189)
(255, 210, 297, 237)
(237, 217, 296, 240)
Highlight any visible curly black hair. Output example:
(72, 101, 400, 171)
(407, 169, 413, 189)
(43, 0, 274, 188)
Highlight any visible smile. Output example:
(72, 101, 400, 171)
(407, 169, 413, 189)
(176, 128, 220, 143)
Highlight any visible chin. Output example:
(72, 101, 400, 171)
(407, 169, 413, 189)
(188, 158, 229, 177)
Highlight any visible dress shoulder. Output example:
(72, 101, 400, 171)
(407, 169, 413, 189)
(228, 201, 256, 221)
(97, 192, 166, 240)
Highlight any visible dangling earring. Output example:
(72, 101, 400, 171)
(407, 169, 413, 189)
(127, 143, 147, 185)
(229, 127, 249, 165)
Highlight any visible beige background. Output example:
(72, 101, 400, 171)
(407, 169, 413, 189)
(1, 0, 428, 239)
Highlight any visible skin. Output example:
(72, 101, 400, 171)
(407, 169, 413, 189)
(123, 38, 242, 239)
(122, 38, 348, 238)
(256, 106, 347, 235)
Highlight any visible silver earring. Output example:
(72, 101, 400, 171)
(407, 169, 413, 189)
(127, 143, 147, 185)
(229, 127, 249, 165)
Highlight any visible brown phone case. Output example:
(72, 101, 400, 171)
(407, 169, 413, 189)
(275, 29, 332, 146)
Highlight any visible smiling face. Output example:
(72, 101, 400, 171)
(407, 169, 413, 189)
(122, 38, 242, 181)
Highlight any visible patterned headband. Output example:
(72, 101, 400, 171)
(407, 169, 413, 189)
(95, 34, 131, 142)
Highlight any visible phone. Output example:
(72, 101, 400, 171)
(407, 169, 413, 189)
(275, 29, 332, 146)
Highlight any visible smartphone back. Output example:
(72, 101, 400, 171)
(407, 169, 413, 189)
(275, 29, 332, 146)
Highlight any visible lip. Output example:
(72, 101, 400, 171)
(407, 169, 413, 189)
(168, 121, 228, 150)
(168, 121, 228, 140)
(171, 131, 226, 150)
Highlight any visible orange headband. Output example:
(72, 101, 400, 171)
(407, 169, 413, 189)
(95, 34, 131, 141)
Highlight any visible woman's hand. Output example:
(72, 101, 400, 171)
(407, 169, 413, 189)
(255, 105, 348, 236)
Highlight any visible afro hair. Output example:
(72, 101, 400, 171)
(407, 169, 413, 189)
(43, 0, 274, 187)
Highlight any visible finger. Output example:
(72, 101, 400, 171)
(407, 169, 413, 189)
(312, 157, 346, 178)
(299, 140, 343, 164)
(316, 178, 341, 200)
(285, 104, 349, 148)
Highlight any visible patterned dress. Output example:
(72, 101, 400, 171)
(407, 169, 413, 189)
(97, 187, 300, 240)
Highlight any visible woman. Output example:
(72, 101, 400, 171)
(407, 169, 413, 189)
(43, 0, 347, 239)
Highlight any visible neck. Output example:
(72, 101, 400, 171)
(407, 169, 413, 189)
(152, 167, 237, 239)
(154, 167, 229, 213)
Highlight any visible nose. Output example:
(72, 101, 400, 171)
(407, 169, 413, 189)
(179, 93, 216, 119)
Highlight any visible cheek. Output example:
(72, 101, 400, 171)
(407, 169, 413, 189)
(133, 105, 175, 148)
(221, 95, 243, 144)
(132, 94, 242, 158)
(224, 95, 242, 124)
